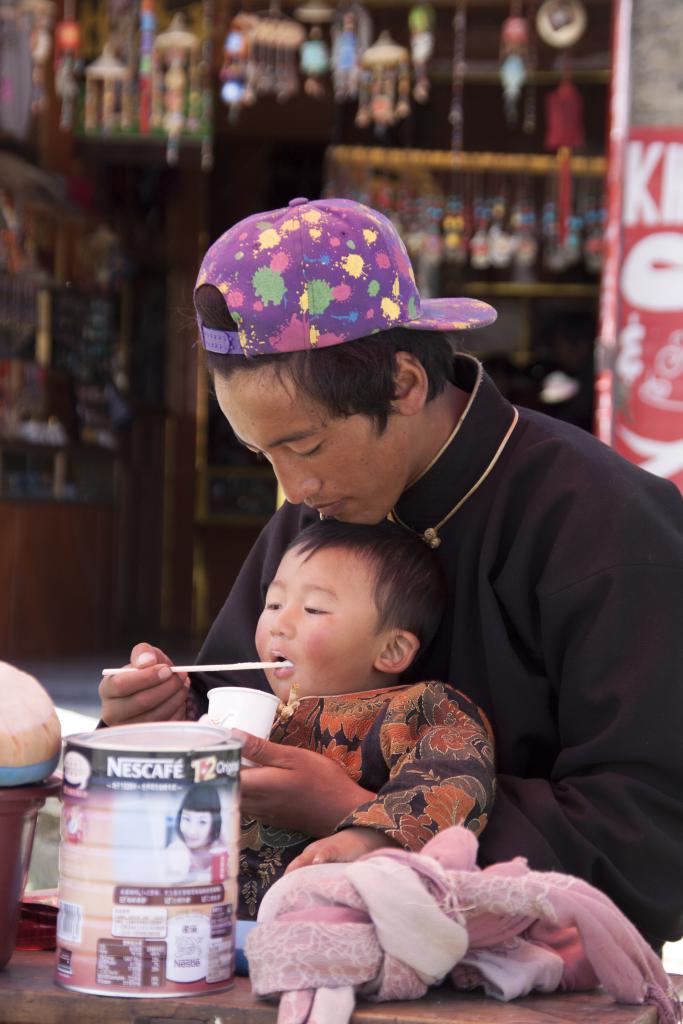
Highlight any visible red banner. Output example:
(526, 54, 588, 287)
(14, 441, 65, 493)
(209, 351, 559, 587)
(613, 127, 683, 493)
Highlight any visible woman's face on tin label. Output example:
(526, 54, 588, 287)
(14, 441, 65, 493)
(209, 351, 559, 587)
(179, 809, 213, 849)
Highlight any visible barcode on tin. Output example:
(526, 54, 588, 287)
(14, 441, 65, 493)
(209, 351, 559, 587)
(57, 900, 83, 943)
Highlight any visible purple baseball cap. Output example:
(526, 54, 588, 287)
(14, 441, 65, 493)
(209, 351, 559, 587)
(194, 196, 496, 356)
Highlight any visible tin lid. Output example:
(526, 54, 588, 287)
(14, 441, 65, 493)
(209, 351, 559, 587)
(65, 722, 241, 753)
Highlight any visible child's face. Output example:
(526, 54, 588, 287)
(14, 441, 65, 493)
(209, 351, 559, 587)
(255, 545, 390, 700)
(179, 809, 213, 849)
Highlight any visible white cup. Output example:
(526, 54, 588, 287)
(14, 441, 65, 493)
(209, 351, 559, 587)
(206, 687, 280, 766)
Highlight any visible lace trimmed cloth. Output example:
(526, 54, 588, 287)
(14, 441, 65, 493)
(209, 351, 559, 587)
(246, 826, 681, 1024)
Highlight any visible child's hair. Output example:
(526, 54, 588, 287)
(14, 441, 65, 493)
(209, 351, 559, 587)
(176, 783, 222, 845)
(286, 519, 446, 650)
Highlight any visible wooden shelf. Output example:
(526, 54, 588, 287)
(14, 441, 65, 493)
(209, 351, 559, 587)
(466, 70, 610, 86)
(329, 146, 607, 178)
(428, 62, 611, 86)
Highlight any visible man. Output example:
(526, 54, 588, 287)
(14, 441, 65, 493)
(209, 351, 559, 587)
(100, 197, 683, 949)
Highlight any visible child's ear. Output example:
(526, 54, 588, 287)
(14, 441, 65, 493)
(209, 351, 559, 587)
(374, 630, 420, 675)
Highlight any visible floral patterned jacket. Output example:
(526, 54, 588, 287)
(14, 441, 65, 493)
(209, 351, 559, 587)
(239, 682, 496, 919)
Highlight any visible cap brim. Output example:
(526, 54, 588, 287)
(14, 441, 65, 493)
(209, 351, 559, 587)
(404, 297, 497, 332)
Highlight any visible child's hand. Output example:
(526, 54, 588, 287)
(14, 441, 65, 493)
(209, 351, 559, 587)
(285, 827, 396, 873)
(234, 733, 375, 836)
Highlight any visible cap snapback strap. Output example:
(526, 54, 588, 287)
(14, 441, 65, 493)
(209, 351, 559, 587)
(199, 323, 243, 355)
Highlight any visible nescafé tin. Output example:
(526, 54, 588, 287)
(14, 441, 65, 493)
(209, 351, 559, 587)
(56, 723, 240, 997)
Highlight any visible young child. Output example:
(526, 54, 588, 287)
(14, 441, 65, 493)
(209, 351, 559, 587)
(238, 519, 496, 919)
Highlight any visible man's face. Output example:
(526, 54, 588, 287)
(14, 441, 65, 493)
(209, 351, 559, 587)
(255, 544, 387, 699)
(214, 364, 415, 523)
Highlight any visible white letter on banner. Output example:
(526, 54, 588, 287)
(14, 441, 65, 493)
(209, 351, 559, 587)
(661, 144, 683, 224)
(621, 233, 683, 311)
(624, 141, 663, 226)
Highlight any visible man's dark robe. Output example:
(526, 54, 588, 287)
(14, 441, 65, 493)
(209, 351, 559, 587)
(194, 355, 683, 949)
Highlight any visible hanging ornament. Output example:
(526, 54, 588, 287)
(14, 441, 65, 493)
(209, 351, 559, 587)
(448, 1, 466, 153)
(331, 3, 372, 102)
(499, 2, 528, 126)
(152, 13, 201, 165)
(582, 189, 605, 274)
(84, 42, 132, 134)
(403, 186, 425, 257)
(392, 177, 409, 236)
(522, 1, 538, 134)
(442, 194, 468, 265)
(511, 182, 538, 275)
(556, 147, 572, 249)
(355, 68, 371, 127)
(544, 76, 585, 150)
(138, 0, 155, 133)
(354, 165, 372, 206)
(542, 175, 566, 272)
(417, 194, 443, 299)
(300, 26, 330, 98)
(470, 191, 492, 271)
(23, 0, 55, 115)
(256, 15, 305, 102)
(563, 209, 583, 266)
(355, 30, 410, 134)
(199, 0, 214, 171)
(54, 1, 80, 131)
(488, 188, 515, 268)
(544, 48, 584, 249)
(294, 0, 333, 97)
(238, 6, 304, 104)
(108, 0, 137, 121)
(373, 174, 395, 220)
(0, 188, 26, 274)
(220, 13, 255, 116)
(294, 0, 335, 25)
(535, 0, 586, 48)
(0, 8, 32, 140)
(408, 4, 435, 104)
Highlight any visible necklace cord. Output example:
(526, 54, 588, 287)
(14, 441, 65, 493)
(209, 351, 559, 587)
(388, 406, 520, 548)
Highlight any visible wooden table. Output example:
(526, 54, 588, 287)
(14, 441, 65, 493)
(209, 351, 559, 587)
(0, 951, 679, 1024)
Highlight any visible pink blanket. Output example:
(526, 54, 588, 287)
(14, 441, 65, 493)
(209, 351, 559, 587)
(246, 826, 680, 1024)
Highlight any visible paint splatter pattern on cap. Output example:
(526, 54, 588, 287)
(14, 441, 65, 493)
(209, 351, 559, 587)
(195, 197, 496, 356)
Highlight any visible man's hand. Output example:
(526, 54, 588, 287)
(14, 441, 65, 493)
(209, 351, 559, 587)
(98, 643, 190, 726)
(285, 827, 396, 873)
(235, 731, 374, 837)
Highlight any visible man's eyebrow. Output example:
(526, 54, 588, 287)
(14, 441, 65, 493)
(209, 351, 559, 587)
(233, 428, 319, 450)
